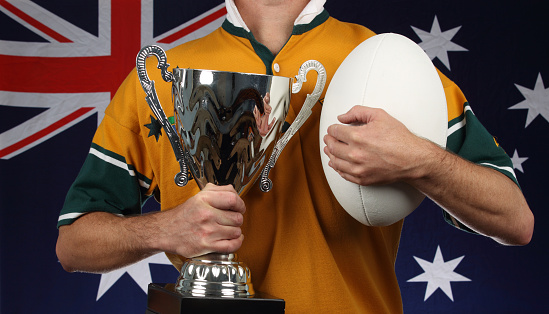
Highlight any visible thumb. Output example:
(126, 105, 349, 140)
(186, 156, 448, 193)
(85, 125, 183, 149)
(337, 105, 374, 125)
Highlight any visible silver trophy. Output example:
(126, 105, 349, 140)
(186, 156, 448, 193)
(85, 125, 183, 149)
(136, 45, 325, 298)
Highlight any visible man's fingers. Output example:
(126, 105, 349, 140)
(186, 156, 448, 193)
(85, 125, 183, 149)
(326, 122, 367, 146)
(211, 234, 244, 254)
(324, 145, 357, 173)
(201, 184, 246, 214)
(206, 224, 243, 240)
(190, 231, 243, 257)
(323, 132, 356, 162)
(202, 183, 236, 192)
(201, 226, 243, 253)
(215, 210, 244, 227)
(208, 192, 246, 213)
(326, 124, 349, 143)
(323, 134, 365, 182)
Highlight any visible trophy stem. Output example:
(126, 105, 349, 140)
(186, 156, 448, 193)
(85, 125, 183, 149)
(175, 253, 255, 298)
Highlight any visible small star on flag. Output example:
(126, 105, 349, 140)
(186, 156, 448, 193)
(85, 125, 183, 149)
(510, 149, 528, 173)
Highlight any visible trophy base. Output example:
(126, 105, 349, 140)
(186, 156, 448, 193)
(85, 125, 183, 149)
(176, 253, 254, 297)
(146, 283, 285, 314)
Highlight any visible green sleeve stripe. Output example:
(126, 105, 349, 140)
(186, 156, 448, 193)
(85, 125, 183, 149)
(90, 143, 152, 189)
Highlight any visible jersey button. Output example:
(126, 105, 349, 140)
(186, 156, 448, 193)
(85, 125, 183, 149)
(273, 63, 280, 73)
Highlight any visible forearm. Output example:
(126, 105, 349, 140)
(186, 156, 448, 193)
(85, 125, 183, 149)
(408, 141, 534, 246)
(56, 184, 246, 273)
(56, 211, 165, 273)
(324, 106, 534, 245)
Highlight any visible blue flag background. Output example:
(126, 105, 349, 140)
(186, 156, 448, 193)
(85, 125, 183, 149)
(1, 1, 547, 313)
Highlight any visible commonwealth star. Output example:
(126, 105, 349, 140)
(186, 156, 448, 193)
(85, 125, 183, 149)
(96, 253, 174, 301)
(408, 246, 471, 301)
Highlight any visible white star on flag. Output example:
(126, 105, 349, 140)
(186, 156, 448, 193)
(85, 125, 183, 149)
(411, 16, 468, 71)
(510, 149, 528, 173)
(96, 253, 174, 301)
(508, 73, 549, 128)
(408, 246, 471, 301)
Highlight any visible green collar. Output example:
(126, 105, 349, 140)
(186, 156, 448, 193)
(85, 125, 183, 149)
(222, 9, 330, 75)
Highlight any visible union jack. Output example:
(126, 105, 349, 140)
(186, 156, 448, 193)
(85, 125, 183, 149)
(0, 0, 226, 159)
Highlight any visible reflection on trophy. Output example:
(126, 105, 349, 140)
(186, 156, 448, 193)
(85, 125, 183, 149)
(137, 45, 325, 311)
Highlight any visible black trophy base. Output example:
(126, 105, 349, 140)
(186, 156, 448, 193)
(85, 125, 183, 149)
(146, 283, 285, 314)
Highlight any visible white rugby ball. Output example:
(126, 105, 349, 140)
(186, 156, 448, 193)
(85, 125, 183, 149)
(319, 33, 447, 226)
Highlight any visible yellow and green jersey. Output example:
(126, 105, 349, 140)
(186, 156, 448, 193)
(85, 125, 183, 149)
(59, 9, 516, 314)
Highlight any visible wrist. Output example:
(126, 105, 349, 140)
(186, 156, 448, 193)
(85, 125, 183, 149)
(405, 138, 452, 188)
(123, 212, 166, 255)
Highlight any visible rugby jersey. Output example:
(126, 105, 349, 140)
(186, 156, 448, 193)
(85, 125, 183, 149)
(58, 9, 516, 313)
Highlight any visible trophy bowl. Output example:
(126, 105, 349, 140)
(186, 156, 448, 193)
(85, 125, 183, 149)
(136, 45, 325, 298)
(171, 65, 292, 196)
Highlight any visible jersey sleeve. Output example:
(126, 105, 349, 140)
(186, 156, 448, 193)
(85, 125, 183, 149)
(57, 71, 156, 228)
(439, 73, 518, 232)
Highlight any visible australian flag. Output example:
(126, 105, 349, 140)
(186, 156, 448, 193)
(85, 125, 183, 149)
(0, 0, 546, 313)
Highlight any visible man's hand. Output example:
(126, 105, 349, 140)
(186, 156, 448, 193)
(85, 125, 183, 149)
(152, 183, 246, 258)
(323, 105, 432, 186)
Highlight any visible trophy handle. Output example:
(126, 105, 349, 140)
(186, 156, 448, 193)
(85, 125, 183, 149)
(259, 60, 326, 192)
(136, 45, 189, 187)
